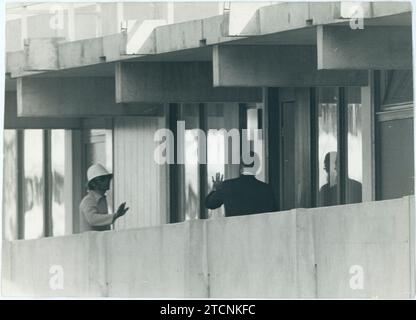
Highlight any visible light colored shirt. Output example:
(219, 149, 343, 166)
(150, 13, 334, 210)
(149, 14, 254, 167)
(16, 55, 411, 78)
(79, 190, 115, 232)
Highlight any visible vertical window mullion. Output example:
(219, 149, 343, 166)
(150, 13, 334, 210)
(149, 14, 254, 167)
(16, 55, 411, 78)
(110, 119, 115, 214)
(44, 130, 52, 237)
(239, 103, 248, 152)
(17, 130, 25, 239)
(310, 88, 318, 208)
(267, 88, 281, 211)
(373, 71, 382, 200)
(338, 87, 348, 205)
(168, 103, 180, 223)
(199, 103, 208, 219)
(257, 108, 263, 130)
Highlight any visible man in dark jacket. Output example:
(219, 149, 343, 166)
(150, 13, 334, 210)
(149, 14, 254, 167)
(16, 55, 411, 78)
(318, 151, 362, 207)
(205, 152, 277, 217)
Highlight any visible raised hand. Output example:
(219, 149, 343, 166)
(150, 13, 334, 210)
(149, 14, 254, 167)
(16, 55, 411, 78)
(115, 202, 129, 220)
(212, 172, 224, 191)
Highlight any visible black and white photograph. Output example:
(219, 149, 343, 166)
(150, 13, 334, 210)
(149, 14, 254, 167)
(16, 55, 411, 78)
(1, 0, 415, 303)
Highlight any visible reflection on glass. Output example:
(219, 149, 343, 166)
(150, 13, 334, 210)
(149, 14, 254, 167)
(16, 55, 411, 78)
(3, 130, 18, 240)
(317, 88, 339, 207)
(51, 130, 65, 236)
(179, 104, 200, 221)
(24, 130, 44, 239)
(346, 87, 363, 204)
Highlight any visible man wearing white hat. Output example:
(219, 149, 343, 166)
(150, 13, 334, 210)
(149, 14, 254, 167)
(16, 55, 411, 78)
(79, 163, 129, 232)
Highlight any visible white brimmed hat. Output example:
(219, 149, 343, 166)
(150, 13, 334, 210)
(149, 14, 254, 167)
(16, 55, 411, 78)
(87, 163, 112, 183)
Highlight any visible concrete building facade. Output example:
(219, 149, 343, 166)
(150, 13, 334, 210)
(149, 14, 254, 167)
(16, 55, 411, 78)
(2, 1, 415, 298)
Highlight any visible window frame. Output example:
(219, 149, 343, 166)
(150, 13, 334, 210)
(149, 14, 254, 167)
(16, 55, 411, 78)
(5, 128, 78, 239)
(12, 129, 51, 239)
(168, 103, 247, 222)
(311, 86, 358, 207)
(374, 70, 414, 201)
(168, 103, 211, 222)
(379, 70, 413, 111)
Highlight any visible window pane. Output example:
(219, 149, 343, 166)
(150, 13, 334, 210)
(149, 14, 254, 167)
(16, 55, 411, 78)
(317, 88, 339, 207)
(179, 104, 200, 221)
(379, 118, 414, 199)
(3, 130, 18, 240)
(24, 130, 44, 239)
(280, 102, 296, 210)
(346, 87, 363, 204)
(381, 70, 413, 107)
(51, 130, 65, 236)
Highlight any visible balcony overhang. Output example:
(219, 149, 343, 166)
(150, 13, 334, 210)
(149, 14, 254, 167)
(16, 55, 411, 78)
(5, 2, 412, 79)
(3, 2, 412, 120)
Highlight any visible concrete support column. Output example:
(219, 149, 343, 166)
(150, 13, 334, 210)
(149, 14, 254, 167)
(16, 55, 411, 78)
(361, 71, 376, 202)
(410, 196, 416, 298)
(67, 4, 75, 41)
(262, 87, 269, 183)
(167, 2, 174, 24)
(95, 4, 102, 38)
(64, 130, 82, 234)
(116, 2, 124, 32)
(20, 5, 28, 50)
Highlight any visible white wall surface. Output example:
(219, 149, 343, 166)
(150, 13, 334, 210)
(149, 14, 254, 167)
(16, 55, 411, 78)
(113, 116, 168, 230)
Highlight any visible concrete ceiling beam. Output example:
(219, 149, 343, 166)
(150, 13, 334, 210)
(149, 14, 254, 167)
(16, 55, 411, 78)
(4, 91, 82, 129)
(317, 26, 412, 70)
(213, 45, 369, 87)
(115, 61, 262, 103)
(17, 76, 164, 118)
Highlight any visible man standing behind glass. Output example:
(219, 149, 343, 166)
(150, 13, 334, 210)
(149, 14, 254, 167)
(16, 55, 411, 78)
(318, 152, 362, 206)
(79, 163, 129, 232)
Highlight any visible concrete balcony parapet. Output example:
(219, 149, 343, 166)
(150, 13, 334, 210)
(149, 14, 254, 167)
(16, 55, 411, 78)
(2, 196, 415, 298)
